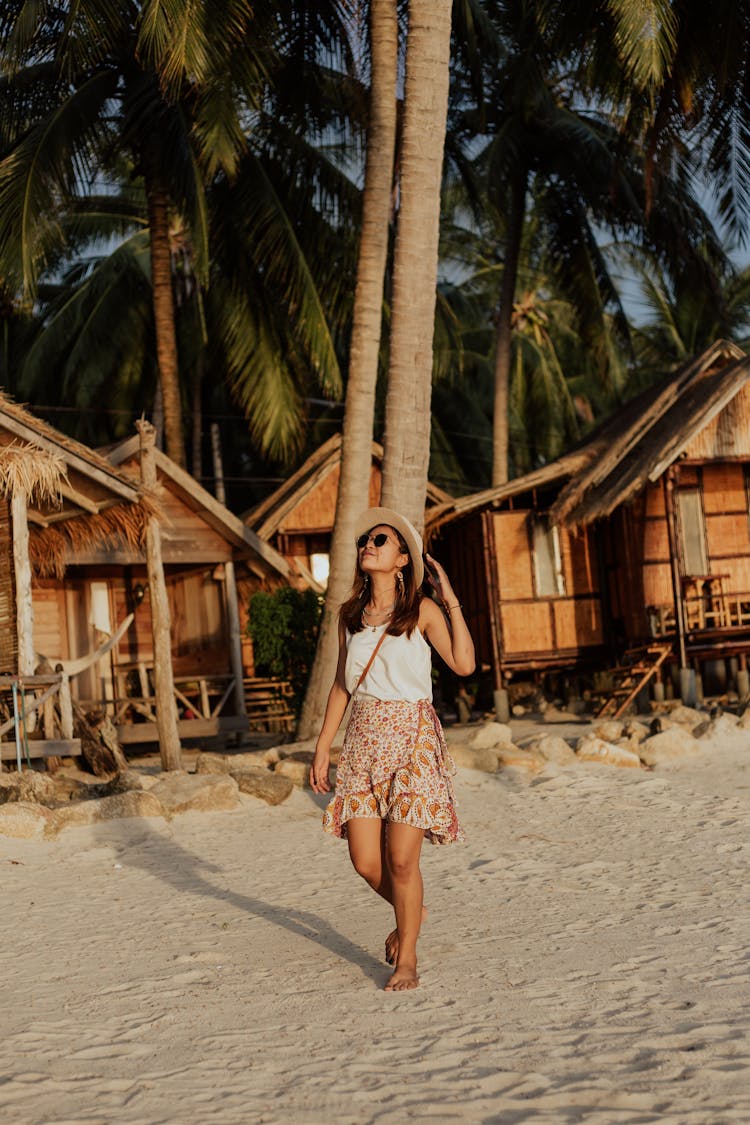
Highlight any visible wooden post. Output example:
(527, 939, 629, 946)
(481, 511, 509, 720)
(210, 423, 246, 721)
(57, 668, 74, 739)
(11, 489, 35, 677)
(137, 420, 182, 771)
(11, 488, 38, 733)
(663, 470, 687, 670)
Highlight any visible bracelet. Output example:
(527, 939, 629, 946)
(445, 602, 462, 611)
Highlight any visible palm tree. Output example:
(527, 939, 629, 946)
(2, 3, 360, 467)
(379, 0, 454, 529)
(629, 256, 750, 384)
(455, 0, 728, 486)
(297, 0, 399, 740)
(0, 1, 276, 466)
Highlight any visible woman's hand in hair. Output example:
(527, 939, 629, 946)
(424, 553, 457, 608)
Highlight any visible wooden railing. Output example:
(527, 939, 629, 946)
(648, 584, 750, 636)
(0, 673, 78, 766)
(109, 664, 237, 727)
(243, 677, 295, 733)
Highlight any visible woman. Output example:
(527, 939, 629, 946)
(310, 506, 475, 992)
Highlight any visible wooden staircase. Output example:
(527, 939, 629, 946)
(595, 643, 672, 719)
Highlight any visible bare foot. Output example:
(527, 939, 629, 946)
(385, 906, 428, 965)
(384, 963, 419, 992)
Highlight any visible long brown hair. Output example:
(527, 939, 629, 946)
(340, 524, 421, 636)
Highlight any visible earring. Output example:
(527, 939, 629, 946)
(396, 571, 404, 594)
(363, 573, 369, 587)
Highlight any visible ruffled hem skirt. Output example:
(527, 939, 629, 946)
(322, 698, 464, 846)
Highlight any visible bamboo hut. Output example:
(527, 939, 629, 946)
(0, 393, 152, 764)
(49, 433, 293, 744)
(245, 432, 452, 585)
(427, 340, 750, 713)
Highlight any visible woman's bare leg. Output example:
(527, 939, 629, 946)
(346, 818, 392, 902)
(384, 822, 425, 991)
(347, 819, 427, 971)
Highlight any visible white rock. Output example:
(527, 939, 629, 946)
(0, 801, 50, 838)
(47, 791, 166, 834)
(232, 767, 294, 805)
(0, 771, 56, 805)
(469, 722, 513, 750)
(494, 745, 545, 774)
(522, 735, 577, 765)
(274, 758, 312, 787)
(449, 744, 500, 773)
(668, 705, 705, 729)
(593, 720, 624, 742)
(149, 773, 240, 814)
(639, 728, 701, 766)
(623, 720, 650, 743)
(694, 713, 742, 741)
(575, 736, 641, 768)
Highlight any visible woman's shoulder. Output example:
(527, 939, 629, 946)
(418, 595, 443, 626)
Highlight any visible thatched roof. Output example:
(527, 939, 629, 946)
(105, 435, 290, 580)
(426, 340, 750, 535)
(245, 432, 453, 540)
(0, 393, 152, 577)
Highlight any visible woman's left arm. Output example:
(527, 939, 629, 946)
(419, 553, 476, 676)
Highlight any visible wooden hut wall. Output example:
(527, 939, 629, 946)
(492, 511, 603, 664)
(111, 569, 228, 677)
(34, 565, 231, 707)
(32, 580, 69, 665)
(640, 486, 672, 615)
(167, 569, 227, 675)
(699, 464, 750, 591)
(158, 489, 233, 564)
(269, 462, 382, 569)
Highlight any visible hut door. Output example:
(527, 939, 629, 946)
(532, 518, 565, 596)
(676, 490, 708, 575)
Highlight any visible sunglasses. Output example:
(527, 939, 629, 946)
(357, 532, 396, 549)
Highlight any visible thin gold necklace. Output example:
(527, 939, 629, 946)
(362, 603, 394, 632)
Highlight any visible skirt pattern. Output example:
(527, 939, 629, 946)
(322, 698, 464, 845)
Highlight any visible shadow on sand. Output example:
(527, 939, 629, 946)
(91, 814, 385, 986)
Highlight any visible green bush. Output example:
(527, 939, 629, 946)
(247, 586, 322, 715)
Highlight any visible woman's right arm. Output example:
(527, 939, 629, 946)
(310, 621, 350, 794)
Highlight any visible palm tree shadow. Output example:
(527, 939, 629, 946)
(96, 818, 384, 985)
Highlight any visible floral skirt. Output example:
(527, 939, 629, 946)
(322, 698, 464, 846)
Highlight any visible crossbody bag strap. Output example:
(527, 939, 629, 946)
(352, 629, 389, 696)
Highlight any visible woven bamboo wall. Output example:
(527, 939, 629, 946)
(274, 464, 383, 536)
(702, 463, 750, 590)
(493, 511, 602, 660)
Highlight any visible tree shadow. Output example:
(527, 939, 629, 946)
(94, 817, 384, 985)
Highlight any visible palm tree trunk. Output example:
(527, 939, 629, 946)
(143, 145, 186, 468)
(297, 0, 398, 740)
(492, 164, 528, 486)
(191, 350, 204, 480)
(380, 0, 453, 531)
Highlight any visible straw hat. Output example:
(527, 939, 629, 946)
(354, 506, 424, 586)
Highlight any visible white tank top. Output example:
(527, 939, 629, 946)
(345, 625, 433, 702)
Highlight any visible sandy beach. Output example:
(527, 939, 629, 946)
(1, 725, 749, 1125)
